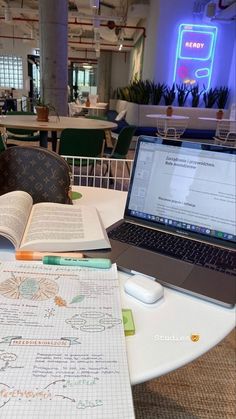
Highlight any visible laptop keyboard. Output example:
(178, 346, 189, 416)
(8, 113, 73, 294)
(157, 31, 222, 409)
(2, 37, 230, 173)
(108, 222, 236, 276)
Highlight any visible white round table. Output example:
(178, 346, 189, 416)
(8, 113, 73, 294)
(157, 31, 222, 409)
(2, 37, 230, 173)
(0, 186, 235, 385)
(146, 114, 189, 120)
(146, 114, 189, 139)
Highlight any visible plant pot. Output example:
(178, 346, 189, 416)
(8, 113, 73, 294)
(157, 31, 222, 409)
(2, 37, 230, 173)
(85, 98, 90, 107)
(166, 106, 173, 117)
(216, 109, 224, 120)
(36, 106, 49, 122)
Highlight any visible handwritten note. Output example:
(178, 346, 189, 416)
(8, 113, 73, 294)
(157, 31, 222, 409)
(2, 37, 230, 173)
(0, 262, 134, 418)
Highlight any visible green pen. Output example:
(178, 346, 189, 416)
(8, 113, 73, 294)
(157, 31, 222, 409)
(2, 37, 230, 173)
(42, 256, 112, 269)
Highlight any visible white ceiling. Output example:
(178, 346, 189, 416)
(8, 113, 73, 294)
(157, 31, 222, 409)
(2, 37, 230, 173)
(0, 0, 149, 56)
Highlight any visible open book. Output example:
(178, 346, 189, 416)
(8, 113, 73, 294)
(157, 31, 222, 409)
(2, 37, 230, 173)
(0, 190, 111, 251)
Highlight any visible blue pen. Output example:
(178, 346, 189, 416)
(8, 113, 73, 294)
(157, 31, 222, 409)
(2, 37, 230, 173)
(43, 256, 112, 269)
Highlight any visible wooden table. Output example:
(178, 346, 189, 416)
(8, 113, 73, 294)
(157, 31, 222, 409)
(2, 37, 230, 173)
(0, 115, 117, 151)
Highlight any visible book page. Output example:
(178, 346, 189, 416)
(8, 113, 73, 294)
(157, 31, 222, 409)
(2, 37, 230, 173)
(20, 203, 110, 251)
(0, 191, 33, 249)
(0, 262, 134, 419)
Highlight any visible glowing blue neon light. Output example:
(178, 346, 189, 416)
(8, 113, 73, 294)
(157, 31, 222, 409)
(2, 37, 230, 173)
(179, 31, 214, 60)
(195, 68, 210, 78)
(173, 24, 218, 90)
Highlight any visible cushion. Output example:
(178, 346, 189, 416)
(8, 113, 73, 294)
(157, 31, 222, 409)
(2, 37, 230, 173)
(115, 109, 127, 121)
(112, 119, 129, 134)
(106, 110, 118, 121)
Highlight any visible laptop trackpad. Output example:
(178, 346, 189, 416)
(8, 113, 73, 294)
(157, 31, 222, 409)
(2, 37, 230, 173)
(116, 246, 193, 286)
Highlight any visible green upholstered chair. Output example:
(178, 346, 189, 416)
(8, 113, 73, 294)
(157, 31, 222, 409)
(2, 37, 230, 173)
(6, 111, 40, 145)
(85, 115, 108, 121)
(58, 128, 105, 159)
(58, 128, 105, 185)
(103, 125, 137, 175)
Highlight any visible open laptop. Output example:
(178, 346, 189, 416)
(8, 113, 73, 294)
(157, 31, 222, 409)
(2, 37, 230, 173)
(86, 136, 236, 308)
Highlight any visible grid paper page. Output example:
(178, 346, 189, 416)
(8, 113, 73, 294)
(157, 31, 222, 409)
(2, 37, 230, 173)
(0, 261, 135, 418)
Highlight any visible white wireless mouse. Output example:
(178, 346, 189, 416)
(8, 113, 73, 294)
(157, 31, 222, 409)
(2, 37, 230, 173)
(124, 274, 164, 304)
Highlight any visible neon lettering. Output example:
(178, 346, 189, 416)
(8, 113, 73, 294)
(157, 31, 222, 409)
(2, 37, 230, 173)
(185, 41, 205, 49)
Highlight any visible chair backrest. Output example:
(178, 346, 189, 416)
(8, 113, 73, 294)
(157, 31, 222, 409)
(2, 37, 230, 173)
(58, 128, 105, 157)
(113, 125, 137, 158)
(6, 111, 38, 136)
(217, 120, 236, 140)
(0, 146, 72, 204)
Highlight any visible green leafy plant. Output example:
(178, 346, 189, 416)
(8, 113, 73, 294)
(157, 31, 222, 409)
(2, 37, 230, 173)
(176, 83, 189, 107)
(149, 82, 166, 105)
(216, 86, 230, 109)
(189, 84, 203, 107)
(32, 96, 59, 121)
(129, 79, 151, 104)
(203, 86, 218, 108)
(34, 97, 55, 110)
(116, 80, 151, 104)
(163, 83, 176, 106)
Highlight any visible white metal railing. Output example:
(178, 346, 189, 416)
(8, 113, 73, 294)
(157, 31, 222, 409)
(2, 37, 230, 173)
(61, 155, 134, 191)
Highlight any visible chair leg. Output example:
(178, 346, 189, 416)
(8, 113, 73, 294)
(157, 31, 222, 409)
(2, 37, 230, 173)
(125, 160, 131, 176)
(51, 131, 58, 152)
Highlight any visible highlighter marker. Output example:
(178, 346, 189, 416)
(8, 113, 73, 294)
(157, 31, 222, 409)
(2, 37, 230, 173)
(43, 256, 112, 269)
(15, 251, 84, 261)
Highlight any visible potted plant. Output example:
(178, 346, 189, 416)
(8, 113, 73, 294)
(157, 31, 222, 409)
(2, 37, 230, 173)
(176, 83, 189, 107)
(203, 86, 218, 108)
(190, 84, 203, 107)
(163, 83, 176, 116)
(216, 86, 230, 119)
(34, 98, 55, 122)
(150, 82, 166, 105)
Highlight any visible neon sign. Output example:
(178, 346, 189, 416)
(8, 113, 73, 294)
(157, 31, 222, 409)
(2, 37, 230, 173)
(173, 24, 218, 90)
(185, 42, 205, 49)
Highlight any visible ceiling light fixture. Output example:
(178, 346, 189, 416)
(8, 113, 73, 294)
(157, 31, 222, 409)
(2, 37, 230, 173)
(83, 63, 93, 69)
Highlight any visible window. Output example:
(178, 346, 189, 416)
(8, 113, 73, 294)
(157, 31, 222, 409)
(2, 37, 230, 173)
(0, 55, 23, 89)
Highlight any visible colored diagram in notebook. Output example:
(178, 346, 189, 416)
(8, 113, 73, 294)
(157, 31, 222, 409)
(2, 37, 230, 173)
(0, 274, 58, 300)
(66, 311, 122, 332)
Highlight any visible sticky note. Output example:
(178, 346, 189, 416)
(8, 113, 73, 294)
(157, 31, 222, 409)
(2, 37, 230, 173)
(122, 309, 135, 336)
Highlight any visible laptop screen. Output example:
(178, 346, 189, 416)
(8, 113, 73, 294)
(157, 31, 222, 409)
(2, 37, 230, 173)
(125, 137, 236, 248)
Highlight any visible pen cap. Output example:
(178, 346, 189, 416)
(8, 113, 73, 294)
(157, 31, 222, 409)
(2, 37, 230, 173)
(43, 256, 60, 264)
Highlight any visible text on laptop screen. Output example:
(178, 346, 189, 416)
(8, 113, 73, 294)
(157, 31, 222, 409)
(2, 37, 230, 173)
(126, 138, 236, 244)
